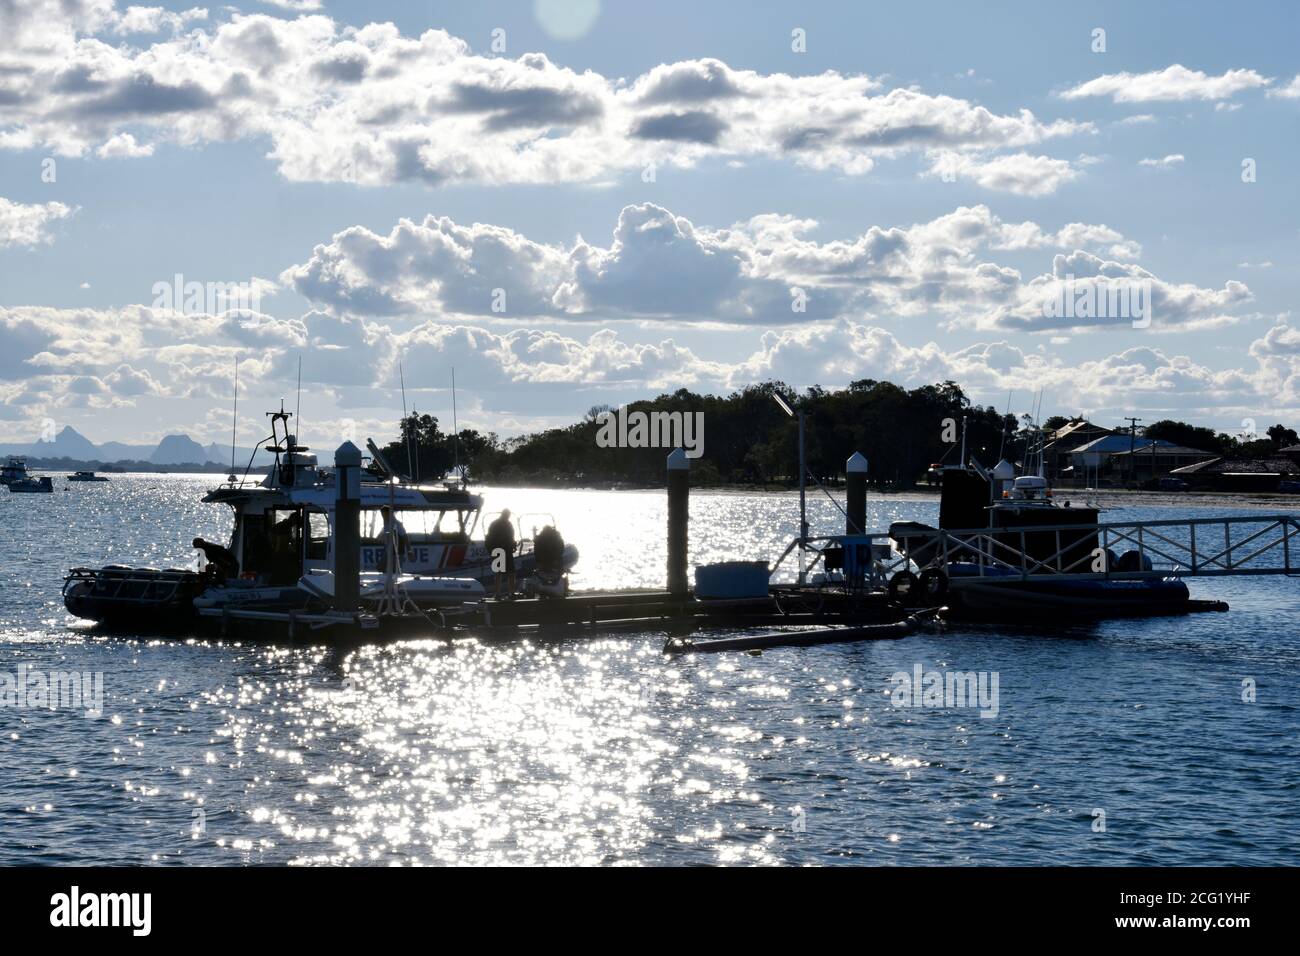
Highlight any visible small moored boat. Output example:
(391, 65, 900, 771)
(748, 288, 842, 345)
(7, 475, 54, 493)
(1, 456, 31, 486)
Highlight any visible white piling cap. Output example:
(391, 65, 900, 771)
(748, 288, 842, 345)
(666, 448, 690, 470)
(335, 440, 362, 467)
(847, 451, 868, 473)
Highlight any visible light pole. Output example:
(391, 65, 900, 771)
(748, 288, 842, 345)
(1124, 416, 1142, 488)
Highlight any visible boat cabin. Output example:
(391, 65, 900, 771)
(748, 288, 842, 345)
(197, 408, 556, 589)
(1, 456, 29, 484)
(204, 452, 486, 585)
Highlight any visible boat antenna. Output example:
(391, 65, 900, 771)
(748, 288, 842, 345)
(997, 390, 1011, 461)
(399, 358, 415, 481)
(1033, 389, 1046, 477)
(451, 366, 460, 483)
(229, 356, 239, 479)
(294, 355, 302, 447)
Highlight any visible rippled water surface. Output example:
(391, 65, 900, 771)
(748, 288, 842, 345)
(1, 474, 1297, 865)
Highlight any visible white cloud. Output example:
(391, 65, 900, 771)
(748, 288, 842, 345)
(0, 196, 76, 247)
(104, 362, 164, 396)
(0, 5, 1089, 191)
(925, 151, 1081, 197)
(1266, 76, 1300, 99)
(0, 300, 1294, 440)
(111, 5, 208, 35)
(1138, 153, 1184, 169)
(972, 249, 1252, 334)
(95, 131, 154, 157)
(285, 203, 1200, 331)
(1061, 65, 1271, 103)
(731, 320, 1270, 422)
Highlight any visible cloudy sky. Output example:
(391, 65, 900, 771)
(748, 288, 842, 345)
(2, 0, 1298, 450)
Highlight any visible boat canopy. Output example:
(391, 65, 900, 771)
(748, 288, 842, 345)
(203, 479, 483, 513)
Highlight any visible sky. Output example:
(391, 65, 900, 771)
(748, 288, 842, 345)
(1, 0, 1299, 452)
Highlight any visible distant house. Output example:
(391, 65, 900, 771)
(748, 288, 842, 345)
(1107, 443, 1218, 483)
(1169, 456, 1300, 492)
(1042, 420, 1113, 480)
(1067, 435, 1215, 484)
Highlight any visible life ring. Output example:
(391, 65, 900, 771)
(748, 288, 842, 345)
(888, 570, 919, 605)
(917, 567, 950, 601)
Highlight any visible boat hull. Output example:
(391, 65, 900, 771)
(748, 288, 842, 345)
(63, 567, 209, 629)
(297, 569, 485, 606)
(950, 576, 1190, 619)
(7, 477, 53, 493)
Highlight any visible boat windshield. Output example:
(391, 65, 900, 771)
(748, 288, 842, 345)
(360, 508, 468, 538)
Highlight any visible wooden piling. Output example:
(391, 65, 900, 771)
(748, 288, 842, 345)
(846, 451, 868, 534)
(667, 448, 689, 596)
(334, 441, 362, 612)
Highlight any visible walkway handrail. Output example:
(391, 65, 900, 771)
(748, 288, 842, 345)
(770, 514, 1300, 584)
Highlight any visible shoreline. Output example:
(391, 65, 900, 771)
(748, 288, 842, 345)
(36, 472, 1296, 512)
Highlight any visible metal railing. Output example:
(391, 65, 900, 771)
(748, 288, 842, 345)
(63, 566, 199, 604)
(773, 514, 1300, 587)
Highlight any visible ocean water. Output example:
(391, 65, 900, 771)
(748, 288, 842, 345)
(1, 473, 1297, 866)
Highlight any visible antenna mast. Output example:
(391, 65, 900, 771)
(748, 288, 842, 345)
(229, 356, 239, 477)
(451, 366, 460, 482)
(1036, 390, 1047, 477)
(399, 359, 415, 481)
(997, 390, 1011, 461)
(294, 355, 302, 445)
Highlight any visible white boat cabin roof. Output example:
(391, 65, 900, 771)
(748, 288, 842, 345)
(203, 451, 483, 513)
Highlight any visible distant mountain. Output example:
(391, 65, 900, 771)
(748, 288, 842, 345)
(29, 425, 99, 460)
(151, 434, 210, 465)
(0, 428, 275, 467)
(97, 441, 159, 461)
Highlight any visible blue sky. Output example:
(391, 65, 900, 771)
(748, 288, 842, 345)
(1, 0, 1298, 450)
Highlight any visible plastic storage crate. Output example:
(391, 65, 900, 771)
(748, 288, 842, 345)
(694, 561, 770, 599)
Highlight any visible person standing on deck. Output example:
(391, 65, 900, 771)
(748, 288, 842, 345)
(378, 505, 409, 573)
(485, 508, 517, 599)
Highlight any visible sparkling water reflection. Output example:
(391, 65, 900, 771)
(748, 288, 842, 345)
(0, 475, 1297, 865)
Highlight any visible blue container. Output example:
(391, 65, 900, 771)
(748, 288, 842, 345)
(694, 561, 770, 599)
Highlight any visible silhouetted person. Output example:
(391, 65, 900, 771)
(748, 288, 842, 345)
(533, 525, 565, 575)
(377, 505, 409, 574)
(193, 537, 238, 580)
(485, 508, 516, 598)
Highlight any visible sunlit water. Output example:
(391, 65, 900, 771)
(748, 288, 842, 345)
(1, 474, 1297, 865)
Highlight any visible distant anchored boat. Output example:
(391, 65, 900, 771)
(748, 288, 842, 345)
(67, 471, 109, 482)
(0, 456, 30, 486)
(7, 475, 54, 493)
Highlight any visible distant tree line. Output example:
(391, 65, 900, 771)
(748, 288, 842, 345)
(375, 384, 1300, 491)
(1144, 420, 1296, 458)
(20, 456, 228, 474)
(376, 380, 1023, 489)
